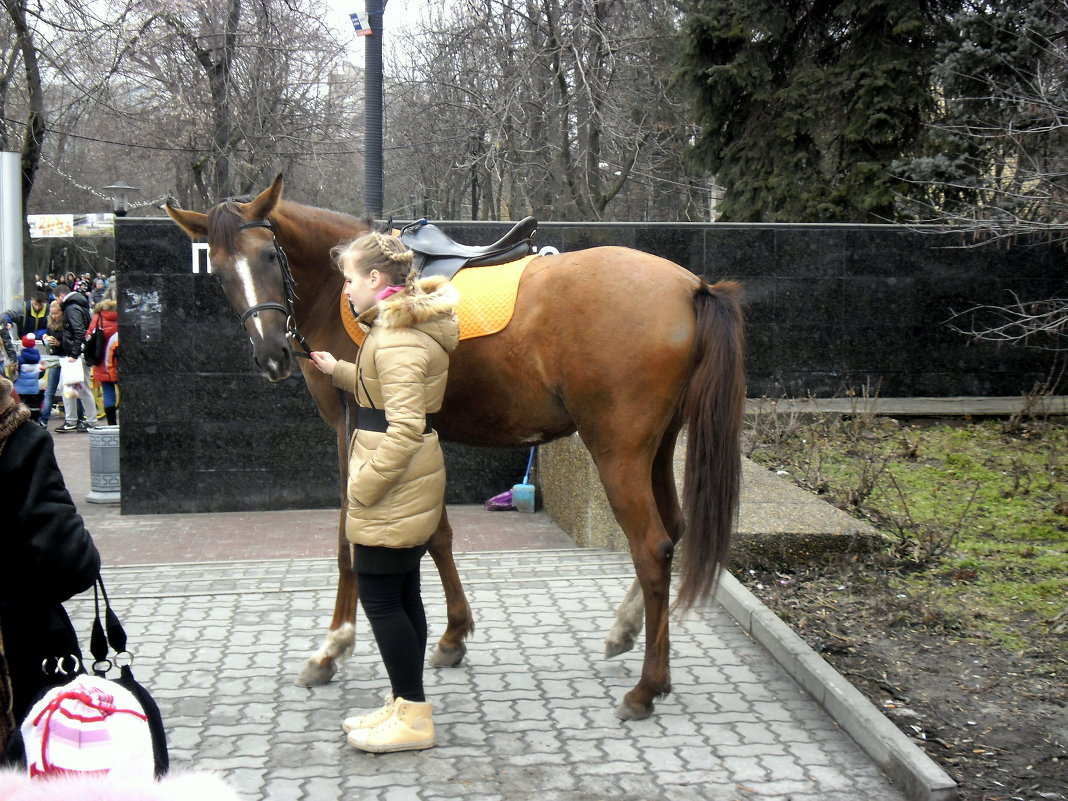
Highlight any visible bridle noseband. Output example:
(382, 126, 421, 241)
(234, 218, 312, 359)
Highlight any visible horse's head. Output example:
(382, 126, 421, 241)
(166, 174, 297, 382)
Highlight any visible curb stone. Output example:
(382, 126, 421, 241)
(715, 570, 959, 801)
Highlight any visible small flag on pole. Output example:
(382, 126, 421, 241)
(350, 11, 372, 36)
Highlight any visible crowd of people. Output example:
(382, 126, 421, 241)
(1, 271, 119, 431)
(0, 268, 238, 795)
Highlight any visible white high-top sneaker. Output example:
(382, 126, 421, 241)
(341, 694, 395, 734)
(346, 697, 435, 753)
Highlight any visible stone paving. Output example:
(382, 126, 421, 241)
(64, 552, 910, 801)
(45, 428, 924, 800)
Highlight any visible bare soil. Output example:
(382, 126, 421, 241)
(733, 559, 1067, 801)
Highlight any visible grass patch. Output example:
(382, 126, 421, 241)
(747, 413, 1068, 662)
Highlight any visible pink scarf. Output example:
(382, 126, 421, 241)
(375, 285, 405, 301)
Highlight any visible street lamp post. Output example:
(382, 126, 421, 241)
(364, 0, 384, 218)
(103, 181, 139, 217)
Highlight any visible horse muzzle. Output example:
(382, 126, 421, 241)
(251, 335, 293, 382)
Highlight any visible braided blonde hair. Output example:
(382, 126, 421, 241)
(332, 231, 415, 289)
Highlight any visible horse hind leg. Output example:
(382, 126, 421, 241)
(584, 441, 674, 721)
(603, 424, 683, 661)
(605, 578, 643, 658)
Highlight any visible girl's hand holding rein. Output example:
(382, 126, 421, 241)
(310, 351, 337, 375)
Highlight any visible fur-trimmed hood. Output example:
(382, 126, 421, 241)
(0, 376, 27, 436)
(358, 275, 460, 354)
(92, 298, 117, 315)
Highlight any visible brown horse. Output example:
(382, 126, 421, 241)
(165, 175, 744, 721)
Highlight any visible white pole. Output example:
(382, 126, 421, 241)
(0, 152, 24, 315)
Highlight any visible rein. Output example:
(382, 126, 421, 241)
(235, 218, 313, 359)
(234, 216, 354, 443)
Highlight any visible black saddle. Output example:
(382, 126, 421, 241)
(400, 216, 538, 279)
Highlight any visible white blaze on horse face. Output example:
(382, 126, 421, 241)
(209, 246, 266, 338)
(232, 254, 266, 339)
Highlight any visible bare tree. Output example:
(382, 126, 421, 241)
(5, 0, 362, 217)
(385, 0, 703, 221)
(2, 0, 45, 213)
(14, 0, 705, 223)
(1, 0, 156, 266)
(119, 0, 359, 208)
(947, 293, 1068, 351)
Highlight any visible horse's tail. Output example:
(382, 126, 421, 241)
(676, 280, 745, 612)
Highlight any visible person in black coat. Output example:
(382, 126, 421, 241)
(55, 284, 91, 359)
(53, 284, 98, 433)
(0, 374, 100, 756)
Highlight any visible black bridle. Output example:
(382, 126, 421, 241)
(234, 218, 313, 359)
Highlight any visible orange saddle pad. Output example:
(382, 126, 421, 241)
(341, 254, 537, 347)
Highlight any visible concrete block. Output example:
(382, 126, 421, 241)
(539, 434, 624, 550)
(540, 433, 886, 566)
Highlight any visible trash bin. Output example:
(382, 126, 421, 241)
(86, 425, 121, 504)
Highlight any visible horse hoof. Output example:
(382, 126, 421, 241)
(615, 698, 653, 721)
(428, 642, 465, 668)
(604, 636, 635, 659)
(295, 657, 336, 687)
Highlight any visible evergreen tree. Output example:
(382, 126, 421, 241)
(894, 0, 1068, 239)
(678, 0, 958, 222)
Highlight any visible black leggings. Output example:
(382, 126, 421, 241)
(22, 393, 40, 422)
(357, 568, 428, 702)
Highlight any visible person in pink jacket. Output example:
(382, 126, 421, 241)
(86, 299, 118, 425)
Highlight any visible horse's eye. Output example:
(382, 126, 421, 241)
(264, 250, 278, 263)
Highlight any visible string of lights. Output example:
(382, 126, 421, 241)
(2, 116, 470, 157)
(40, 154, 169, 208)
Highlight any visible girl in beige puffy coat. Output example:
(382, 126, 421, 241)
(311, 232, 458, 754)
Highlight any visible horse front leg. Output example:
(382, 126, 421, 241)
(426, 505, 475, 667)
(296, 407, 357, 687)
(296, 510, 358, 686)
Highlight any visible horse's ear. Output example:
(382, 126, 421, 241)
(165, 202, 208, 239)
(245, 174, 284, 220)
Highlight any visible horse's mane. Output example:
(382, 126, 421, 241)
(206, 195, 375, 257)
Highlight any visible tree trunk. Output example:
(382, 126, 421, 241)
(4, 0, 47, 269)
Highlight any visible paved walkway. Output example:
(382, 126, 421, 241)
(51, 429, 915, 801)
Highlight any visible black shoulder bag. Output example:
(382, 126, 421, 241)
(90, 577, 169, 778)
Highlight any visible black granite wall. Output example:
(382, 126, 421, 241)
(437, 220, 1063, 397)
(116, 220, 527, 514)
(117, 218, 1062, 513)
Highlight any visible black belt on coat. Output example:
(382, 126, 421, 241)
(356, 406, 437, 434)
